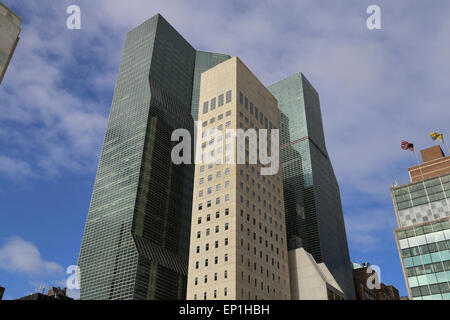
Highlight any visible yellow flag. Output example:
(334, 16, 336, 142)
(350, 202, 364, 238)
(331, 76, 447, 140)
(430, 132, 443, 142)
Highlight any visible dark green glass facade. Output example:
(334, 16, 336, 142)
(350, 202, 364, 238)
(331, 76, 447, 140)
(269, 73, 356, 300)
(78, 14, 228, 300)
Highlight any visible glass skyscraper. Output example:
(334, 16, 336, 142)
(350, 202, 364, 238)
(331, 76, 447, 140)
(391, 147, 450, 300)
(268, 73, 356, 300)
(78, 14, 229, 300)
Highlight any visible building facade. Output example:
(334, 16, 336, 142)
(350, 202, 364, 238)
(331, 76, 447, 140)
(186, 57, 290, 300)
(0, 1, 21, 85)
(391, 146, 450, 300)
(288, 238, 345, 300)
(78, 14, 228, 300)
(268, 73, 355, 299)
(352, 262, 400, 300)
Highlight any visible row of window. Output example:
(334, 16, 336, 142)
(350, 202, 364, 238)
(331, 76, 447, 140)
(406, 260, 450, 277)
(401, 240, 450, 258)
(202, 91, 233, 115)
(410, 283, 450, 298)
(194, 253, 230, 269)
(403, 250, 450, 268)
(194, 270, 229, 285)
(397, 221, 450, 240)
(239, 91, 273, 130)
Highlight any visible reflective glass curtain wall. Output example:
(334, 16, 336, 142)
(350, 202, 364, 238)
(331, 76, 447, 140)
(78, 14, 228, 300)
(268, 73, 355, 300)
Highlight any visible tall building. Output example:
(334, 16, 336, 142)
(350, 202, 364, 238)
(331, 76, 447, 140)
(16, 287, 73, 301)
(391, 145, 450, 300)
(352, 262, 400, 300)
(0, 1, 21, 85)
(268, 73, 355, 299)
(186, 57, 290, 300)
(78, 14, 229, 300)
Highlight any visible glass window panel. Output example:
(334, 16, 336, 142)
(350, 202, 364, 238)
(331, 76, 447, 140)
(426, 274, 438, 285)
(417, 275, 428, 286)
(408, 276, 418, 287)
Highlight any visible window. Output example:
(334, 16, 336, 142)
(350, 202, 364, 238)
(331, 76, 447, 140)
(225, 223, 229, 230)
(195, 277, 198, 285)
(197, 231, 201, 239)
(225, 238, 229, 246)
(226, 110, 232, 117)
(218, 94, 224, 107)
(225, 208, 229, 215)
(198, 217, 202, 224)
(226, 90, 232, 103)
(239, 91, 244, 104)
(196, 246, 200, 253)
(211, 98, 216, 110)
(203, 101, 209, 114)
(205, 259, 209, 267)
(198, 203, 203, 210)
(195, 261, 199, 269)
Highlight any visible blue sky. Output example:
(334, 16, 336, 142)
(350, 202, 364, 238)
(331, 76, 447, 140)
(1, 0, 449, 299)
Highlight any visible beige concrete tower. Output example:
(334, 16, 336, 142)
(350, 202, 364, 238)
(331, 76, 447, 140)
(0, 2, 21, 85)
(187, 57, 290, 300)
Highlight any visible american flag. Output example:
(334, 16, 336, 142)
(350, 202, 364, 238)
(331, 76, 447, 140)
(401, 140, 414, 151)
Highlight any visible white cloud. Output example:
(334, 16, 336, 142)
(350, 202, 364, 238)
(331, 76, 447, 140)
(0, 155, 34, 179)
(0, 237, 64, 275)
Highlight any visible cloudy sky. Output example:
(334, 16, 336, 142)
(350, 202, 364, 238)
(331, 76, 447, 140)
(1, 0, 449, 299)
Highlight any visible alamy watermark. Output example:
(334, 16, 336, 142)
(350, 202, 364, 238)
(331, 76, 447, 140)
(171, 122, 280, 176)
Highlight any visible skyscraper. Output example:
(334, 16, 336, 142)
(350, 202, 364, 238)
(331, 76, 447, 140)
(391, 145, 450, 300)
(78, 14, 228, 300)
(186, 57, 290, 300)
(0, 2, 21, 85)
(268, 73, 355, 299)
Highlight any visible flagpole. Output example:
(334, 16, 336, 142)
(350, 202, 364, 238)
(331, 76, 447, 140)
(412, 149, 428, 186)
